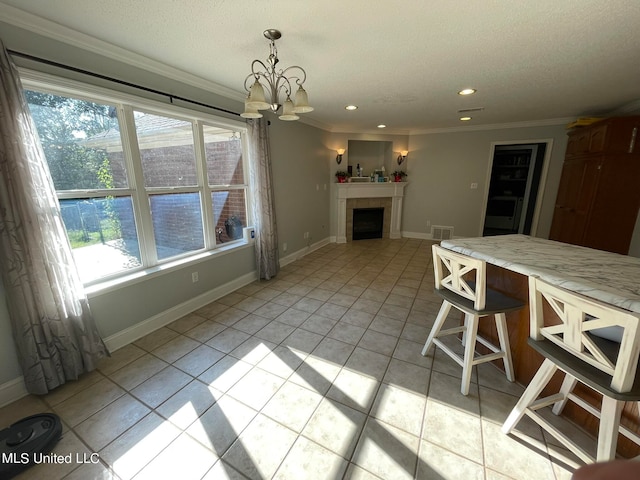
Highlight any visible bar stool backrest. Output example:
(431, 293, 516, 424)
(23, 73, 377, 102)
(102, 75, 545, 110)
(528, 276, 640, 393)
(432, 245, 487, 311)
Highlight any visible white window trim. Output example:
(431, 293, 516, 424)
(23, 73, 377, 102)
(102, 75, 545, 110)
(19, 68, 254, 293)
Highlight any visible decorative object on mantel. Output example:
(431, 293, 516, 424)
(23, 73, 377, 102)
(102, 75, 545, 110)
(397, 150, 409, 164)
(392, 170, 407, 182)
(241, 29, 313, 121)
(335, 171, 350, 183)
(336, 148, 345, 164)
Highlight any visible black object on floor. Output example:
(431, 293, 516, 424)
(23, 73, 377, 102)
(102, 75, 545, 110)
(0, 413, 63, 479)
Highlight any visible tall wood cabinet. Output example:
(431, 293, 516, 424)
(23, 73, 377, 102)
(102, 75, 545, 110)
(549, 116, 640, 254)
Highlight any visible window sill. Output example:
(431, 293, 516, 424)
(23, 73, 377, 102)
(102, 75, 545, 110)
(84, 240, 254, 298)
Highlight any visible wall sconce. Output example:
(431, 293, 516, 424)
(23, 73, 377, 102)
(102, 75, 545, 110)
(336, 148, 345, 164)
(397, 150, 408, 165)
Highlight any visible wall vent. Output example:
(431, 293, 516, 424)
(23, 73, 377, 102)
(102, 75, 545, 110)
(457, 107, 485, 113)
(431, 225, 454, 240)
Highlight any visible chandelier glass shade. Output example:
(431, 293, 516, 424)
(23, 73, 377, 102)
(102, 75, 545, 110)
(241, 29, 313, 121)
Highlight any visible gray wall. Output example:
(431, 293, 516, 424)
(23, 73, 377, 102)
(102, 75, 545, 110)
(403, 126, 569, 238)
(268, 117, 330, 258)
(88, 248, 256, 338)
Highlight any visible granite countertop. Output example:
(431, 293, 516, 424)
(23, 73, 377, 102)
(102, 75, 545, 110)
(441, 234, 640, 314)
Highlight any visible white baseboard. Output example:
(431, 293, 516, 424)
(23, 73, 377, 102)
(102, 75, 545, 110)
(329, 231, 440, 242)
(103, 270, 258, 352)
(403, 231, 462, 241)
(402, 231, 433, 240)
(279, 237, 331, 267)
(0, 376, 28, 409)
(0, 270, 258, 407)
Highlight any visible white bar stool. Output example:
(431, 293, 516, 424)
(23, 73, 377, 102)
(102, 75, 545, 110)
(502, 276, 640, 463)
(422, 245, 524, 395)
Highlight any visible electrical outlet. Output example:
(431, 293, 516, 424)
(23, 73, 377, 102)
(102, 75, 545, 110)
(426, 220, 431, 229)
(283, 242, 287, 252)
(303, 232, 309, 239)
(471, 182, 478, 189)
(191, 271, 199, 283)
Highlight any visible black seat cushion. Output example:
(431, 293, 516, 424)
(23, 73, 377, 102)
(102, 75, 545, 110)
(435, 285, 524, 316)
(528, 337, 640, 401)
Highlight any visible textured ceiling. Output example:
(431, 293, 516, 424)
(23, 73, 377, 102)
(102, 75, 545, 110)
(2, 0, 640, 134)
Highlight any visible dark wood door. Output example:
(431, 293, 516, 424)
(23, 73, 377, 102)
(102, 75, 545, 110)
(582, 155, 640, 253)
(549, 157, 601, 244)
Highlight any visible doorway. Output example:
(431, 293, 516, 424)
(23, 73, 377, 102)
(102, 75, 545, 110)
(482, 142, 548, 236)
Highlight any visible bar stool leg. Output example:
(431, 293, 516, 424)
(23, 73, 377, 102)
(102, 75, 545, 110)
(502, 359, 557, 434)
(494, 312, 515, 382)
(552, 375, 578, 415)
(597, 397, 624, 462)
(422, 301, 452, 356)
(461, 313, 479, 395)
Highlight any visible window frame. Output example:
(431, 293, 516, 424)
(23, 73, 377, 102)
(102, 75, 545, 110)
(20, 69, 252, 290)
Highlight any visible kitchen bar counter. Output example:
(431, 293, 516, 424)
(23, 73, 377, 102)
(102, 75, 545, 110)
(441, 234, 640, 313)
(440, 234, 640, 457)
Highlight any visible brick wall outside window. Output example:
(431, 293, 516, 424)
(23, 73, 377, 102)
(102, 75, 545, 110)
(109, 139, 246, 248)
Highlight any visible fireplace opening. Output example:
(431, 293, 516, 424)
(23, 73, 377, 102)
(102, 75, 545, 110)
(353, 207, 384, 240)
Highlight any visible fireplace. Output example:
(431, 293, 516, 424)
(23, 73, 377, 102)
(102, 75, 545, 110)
(353, 208, 384, 240)
(331, 182, 407, 243)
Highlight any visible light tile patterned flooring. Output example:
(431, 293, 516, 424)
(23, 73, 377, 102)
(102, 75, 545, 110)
(1, 238, 589, 479)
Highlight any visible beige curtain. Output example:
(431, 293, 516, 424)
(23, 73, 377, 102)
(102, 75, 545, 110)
(246, 118, 279, 280)
(0, 41, 108, 394)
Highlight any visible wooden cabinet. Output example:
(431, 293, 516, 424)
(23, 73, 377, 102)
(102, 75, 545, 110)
(550, 156, 601, 245)
(550, 116, 640, 254)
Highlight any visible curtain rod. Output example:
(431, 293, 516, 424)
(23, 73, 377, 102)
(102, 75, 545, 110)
(8, 49, 242, 118)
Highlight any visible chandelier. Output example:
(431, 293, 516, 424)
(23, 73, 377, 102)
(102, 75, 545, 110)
(241, 29, 313, 121)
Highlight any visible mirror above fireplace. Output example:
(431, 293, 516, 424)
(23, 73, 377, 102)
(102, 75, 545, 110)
(347, 140, 393, 177)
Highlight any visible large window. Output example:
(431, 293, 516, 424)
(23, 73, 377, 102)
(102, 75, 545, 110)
(24, 83, 249, 285)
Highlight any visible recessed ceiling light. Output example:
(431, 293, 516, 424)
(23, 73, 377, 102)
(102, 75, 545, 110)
(377, 124, 386, 129)
(345, 105, 358, 111)
(458, 88, 477, 96)
(460, 116, 472, 121)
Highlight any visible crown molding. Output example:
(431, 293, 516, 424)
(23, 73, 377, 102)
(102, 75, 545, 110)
(0, 4, 245, 102)
(326, 118, 573, 136)
(293, 114, 333, 132)
(328, 126, 411, 136)
(408, 117, 575, 135)
(610, 99, 640, 115)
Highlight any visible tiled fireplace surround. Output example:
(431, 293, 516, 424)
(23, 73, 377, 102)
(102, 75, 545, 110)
(333, 183, 407, 243)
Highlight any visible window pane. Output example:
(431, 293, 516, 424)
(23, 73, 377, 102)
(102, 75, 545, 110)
(135, 112, 197, 187)
(25, 91, 129, 190)
(212, 190, 247, 243)
(150, 193, 204, 260)
(60, 197, 141, 282)
(204, 126, 244, 186)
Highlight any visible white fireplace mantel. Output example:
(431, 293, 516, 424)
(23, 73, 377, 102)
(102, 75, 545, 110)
(331, 182, 407, 243)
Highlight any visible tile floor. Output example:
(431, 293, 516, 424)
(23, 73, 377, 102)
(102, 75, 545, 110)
(1, 238, 591, 479)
